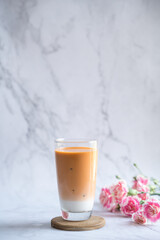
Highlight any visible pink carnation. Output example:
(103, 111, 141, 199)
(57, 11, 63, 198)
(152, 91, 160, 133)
(136, 175, 148, 185)
(143, 198, 160, 222)
(99, 188, 113, 210)
(99, 188, 119, 212)
(120, 196, 140, 216)
(132, 181, 149, 200)
(110, 180, 128, 204)
(132, 210, 147, 224)
(110, 203, 120, 213)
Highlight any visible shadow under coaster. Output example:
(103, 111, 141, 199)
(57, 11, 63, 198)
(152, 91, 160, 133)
(51, 215, 105, 231)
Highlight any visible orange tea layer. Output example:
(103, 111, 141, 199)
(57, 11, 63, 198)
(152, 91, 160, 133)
(55, 147, 97, 203)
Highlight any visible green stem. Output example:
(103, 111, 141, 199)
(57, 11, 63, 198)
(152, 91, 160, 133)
(150, 193, 160, 196)
(133, 163, 144, 175)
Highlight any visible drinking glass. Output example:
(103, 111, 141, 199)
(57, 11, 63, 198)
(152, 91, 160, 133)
(55, 138, 97, 221)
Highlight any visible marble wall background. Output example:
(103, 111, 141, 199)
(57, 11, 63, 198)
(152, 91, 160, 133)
(0, 0, 160, 209)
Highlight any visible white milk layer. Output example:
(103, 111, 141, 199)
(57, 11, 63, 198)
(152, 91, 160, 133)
(60, 199, 94, 212)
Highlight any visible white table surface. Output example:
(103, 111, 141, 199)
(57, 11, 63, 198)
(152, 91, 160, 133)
(1, 201, 160, 240)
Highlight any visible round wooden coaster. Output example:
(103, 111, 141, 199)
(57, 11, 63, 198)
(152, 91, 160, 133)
(51, 215, 105, 231)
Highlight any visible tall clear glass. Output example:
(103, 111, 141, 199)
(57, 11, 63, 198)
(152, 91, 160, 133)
(55, 138, 97, 221)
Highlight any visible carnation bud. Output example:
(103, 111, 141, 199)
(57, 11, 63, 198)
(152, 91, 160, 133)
(128, 188, 138, 196)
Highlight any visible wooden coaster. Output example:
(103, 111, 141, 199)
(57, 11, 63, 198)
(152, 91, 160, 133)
(51, 215, 105, 231)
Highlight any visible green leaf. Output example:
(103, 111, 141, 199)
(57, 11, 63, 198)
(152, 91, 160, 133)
(140, 200, 145, 205)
